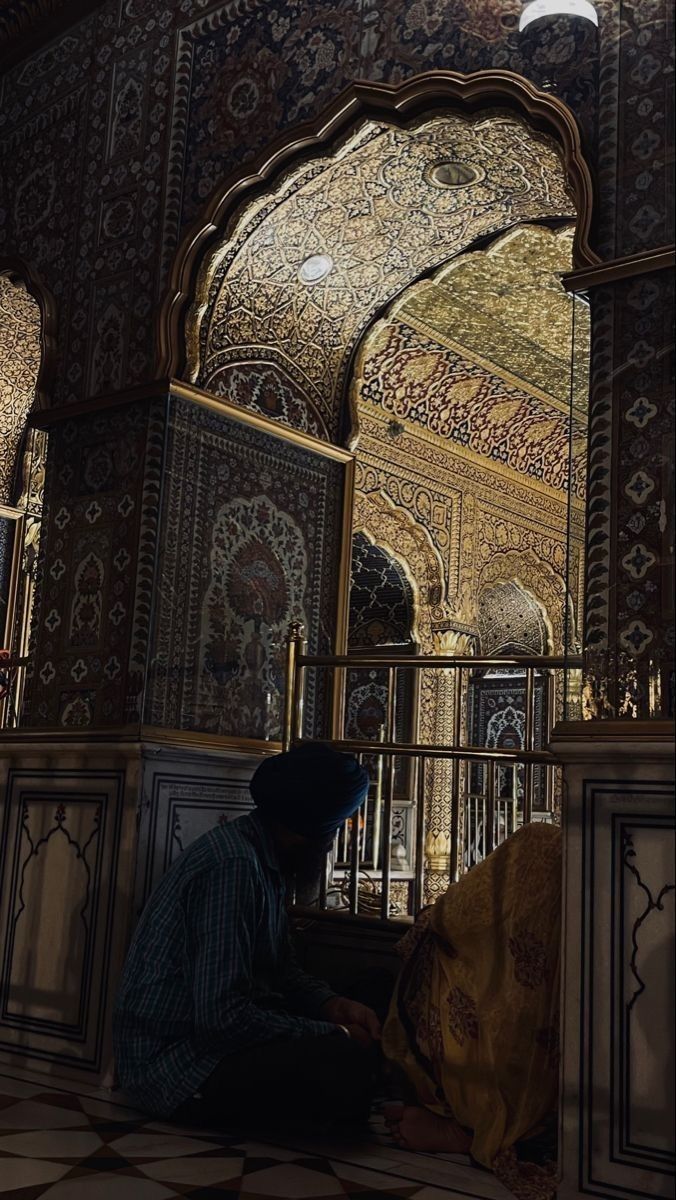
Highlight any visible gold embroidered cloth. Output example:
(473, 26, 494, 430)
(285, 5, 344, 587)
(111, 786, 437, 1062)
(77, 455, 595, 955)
(383, 822, 562, 1199)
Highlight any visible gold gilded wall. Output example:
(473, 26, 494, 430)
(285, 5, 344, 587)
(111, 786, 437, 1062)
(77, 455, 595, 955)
(350, 225, 588, 497)
(356, 407, 584, 659)
(354, 406, 584, 899)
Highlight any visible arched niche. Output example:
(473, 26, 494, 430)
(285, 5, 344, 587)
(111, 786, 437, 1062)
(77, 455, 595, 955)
(160, 70, 597, 443)
(466, 580, 556, 823)
(353, 488, 445, 654)
(478, 579, 552, 657)
(478, 549, 566, 654)
(0, 259, 54, 727)
(345, 534, 419, 802)
(348, 532, 416, 650)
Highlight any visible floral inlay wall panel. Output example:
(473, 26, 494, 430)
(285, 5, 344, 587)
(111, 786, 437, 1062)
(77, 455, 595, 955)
(22, 398, 166, 728)
(144, 396, 347, 741)
(193, 361, 328, 441)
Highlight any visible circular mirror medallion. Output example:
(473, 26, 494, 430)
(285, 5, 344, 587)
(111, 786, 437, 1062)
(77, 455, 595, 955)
(425, 161, 481, 188)
(298, 253, 334, 284)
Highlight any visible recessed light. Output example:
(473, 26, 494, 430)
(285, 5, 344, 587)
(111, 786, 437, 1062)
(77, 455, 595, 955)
(299, 254, 333, 284)
(519, 0, 597, 30)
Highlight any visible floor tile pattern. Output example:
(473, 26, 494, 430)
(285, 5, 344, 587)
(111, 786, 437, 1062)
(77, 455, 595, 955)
(0, 1068, 511, 1199)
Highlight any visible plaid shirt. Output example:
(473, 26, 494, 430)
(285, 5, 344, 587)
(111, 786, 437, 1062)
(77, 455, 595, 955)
(113, 811, 337, 1116)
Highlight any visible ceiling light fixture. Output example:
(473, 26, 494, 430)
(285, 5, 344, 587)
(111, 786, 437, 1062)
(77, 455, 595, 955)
(299, 254, 333, 284)
(519, 0, 597, 31)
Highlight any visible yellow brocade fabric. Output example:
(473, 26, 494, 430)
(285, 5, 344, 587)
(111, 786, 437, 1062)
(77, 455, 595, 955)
(382, 822, 561, 1197)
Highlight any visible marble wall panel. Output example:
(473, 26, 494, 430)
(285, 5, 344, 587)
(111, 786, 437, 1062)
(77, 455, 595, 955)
(143, 395, 347, 741)
(135, 748, 257, 912)
(0, 764, 130, 1073)
(560, 776, 676, 1198)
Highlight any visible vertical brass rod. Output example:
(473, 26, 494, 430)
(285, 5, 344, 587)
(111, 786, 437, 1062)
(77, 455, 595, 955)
(294, 627, 308, 742)
(545, 670, 556, 812)
(413, 757, 426, 914)
(319, 837, 330, 911)
(360, 760, 369, 868)
(372, 723, 385, 870)
(482, 792, 487, 861)
(334, 660, 347, 744)
(485, 761, 496, 858)
(348, 794, 360, 916)
(331, 659, 347, 743)
(380, 667, 397, 921)
(283, 622, 303, 751)
(450, 666, 464, 882)
(523, 667, 535, 825)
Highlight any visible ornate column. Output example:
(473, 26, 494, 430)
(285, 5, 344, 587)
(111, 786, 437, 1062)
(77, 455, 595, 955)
(423, 627, 477, 898)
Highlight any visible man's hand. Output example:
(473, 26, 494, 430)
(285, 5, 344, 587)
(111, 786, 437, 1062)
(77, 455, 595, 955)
(321, 996, 381, 1044)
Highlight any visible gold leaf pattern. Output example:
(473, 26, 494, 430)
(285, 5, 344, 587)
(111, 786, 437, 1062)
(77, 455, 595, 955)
(190, 113, 573, 438)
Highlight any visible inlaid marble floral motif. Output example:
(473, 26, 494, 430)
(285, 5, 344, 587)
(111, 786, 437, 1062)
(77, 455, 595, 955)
(144, 397, 346, 740)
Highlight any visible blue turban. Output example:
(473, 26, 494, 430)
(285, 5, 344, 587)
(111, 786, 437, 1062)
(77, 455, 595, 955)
(250, 743, 369, 839)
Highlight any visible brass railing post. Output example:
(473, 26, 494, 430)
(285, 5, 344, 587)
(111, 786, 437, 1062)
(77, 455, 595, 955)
(485, 761, 496, 857)
(283, 648, 579, 917)
(348, 751, 362, 916)
(413, 756, 426, 913)
(523, 667, 535, 824)
(372, 723, 385, 870)
(380, 667, 398, 920)
(450, 664, 464, 882)
(283, 621, 305, 751)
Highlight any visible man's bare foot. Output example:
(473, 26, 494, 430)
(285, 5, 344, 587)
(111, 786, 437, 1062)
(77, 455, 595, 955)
(383, 1102, 472, 1154)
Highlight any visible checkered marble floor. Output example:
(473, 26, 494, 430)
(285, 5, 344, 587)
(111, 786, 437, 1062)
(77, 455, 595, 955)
(0, 1066, 512, 1199)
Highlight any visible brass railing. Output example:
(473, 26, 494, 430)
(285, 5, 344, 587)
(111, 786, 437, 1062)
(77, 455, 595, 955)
(284, 622, 581, 921)
(0, 655, 29, 730)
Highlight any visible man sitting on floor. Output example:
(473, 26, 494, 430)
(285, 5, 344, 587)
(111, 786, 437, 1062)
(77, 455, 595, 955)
(113, 743, 380, 1130)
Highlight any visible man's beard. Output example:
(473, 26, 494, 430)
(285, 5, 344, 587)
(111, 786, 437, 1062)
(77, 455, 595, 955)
(281, 839, 333, 903)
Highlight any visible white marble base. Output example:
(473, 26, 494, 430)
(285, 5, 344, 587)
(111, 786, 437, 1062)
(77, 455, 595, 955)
(0, 735, 263, 1084)
(552, 723, 675, 1200)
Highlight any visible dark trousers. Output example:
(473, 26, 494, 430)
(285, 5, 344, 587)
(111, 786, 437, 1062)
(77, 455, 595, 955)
(175, 1033, 376, 1132)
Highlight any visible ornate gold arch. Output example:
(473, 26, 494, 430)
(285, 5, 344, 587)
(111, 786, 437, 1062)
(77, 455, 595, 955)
(157, 70, 598, 382)
(353, 489, 446, 653)
(477, 549, 566, 653)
